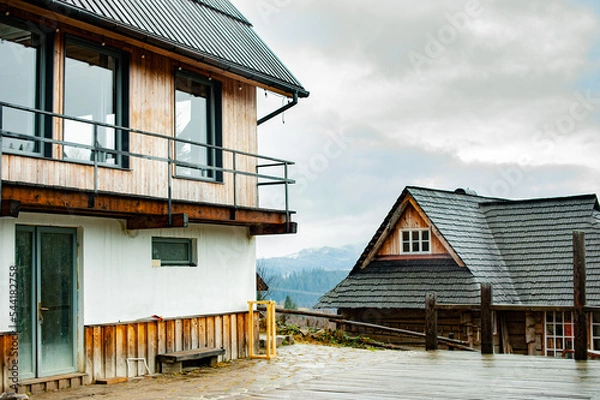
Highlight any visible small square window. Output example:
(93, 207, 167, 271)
(152, 237, 196, 267)
(399, 228, 431, 254)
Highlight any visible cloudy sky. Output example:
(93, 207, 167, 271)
(232, 0, 600, 258)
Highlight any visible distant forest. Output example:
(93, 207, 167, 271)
(260, 268, 348, 309)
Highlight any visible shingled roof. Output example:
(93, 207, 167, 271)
(23, 0, 308, 97)
(318, 186, 600, 309)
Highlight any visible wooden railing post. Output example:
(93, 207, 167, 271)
(425, 292, 438, 351)
(573, 231, 588, 361)
(480, 283, 493, 354)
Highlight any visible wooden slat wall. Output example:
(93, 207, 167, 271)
(378, 205, 448, 256)
(2, 26, 260, 208)
(83, 312, 249, 381)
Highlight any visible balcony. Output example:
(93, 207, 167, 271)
(0, 101, 296, 235)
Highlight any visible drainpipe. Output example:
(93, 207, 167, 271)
(257, 91, 298, 126)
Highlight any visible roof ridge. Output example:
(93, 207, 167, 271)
(405, 185, 505, 201)
(479, 193, 598, 207)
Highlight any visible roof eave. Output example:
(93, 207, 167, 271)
(22, 0, 309, 98)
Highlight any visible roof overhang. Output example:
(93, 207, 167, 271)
(14, 0, 309, 98)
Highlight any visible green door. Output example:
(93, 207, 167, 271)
(16, 226, 78, 378)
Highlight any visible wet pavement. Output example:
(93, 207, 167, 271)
(28, 343, 600, 399)
(29, 344, 400, 400)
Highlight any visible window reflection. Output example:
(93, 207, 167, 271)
(63, 40, 118, 164)
(0, 21, 40, 153)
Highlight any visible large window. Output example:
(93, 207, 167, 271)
(63, 37, 129, 166)
(152, 237, 196, 267)
(175, 71, 222, 181)
(0, 19, 52, 154)
(545, 311, 574, 357)
(400, 228, 431, 254)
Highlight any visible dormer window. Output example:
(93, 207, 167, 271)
(401, 228, 431, 254)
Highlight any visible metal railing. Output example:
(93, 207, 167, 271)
(0, 100, 294, 223)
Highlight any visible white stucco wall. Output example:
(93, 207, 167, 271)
(0, 217, 17, 332)
(0, 213, 256, 330)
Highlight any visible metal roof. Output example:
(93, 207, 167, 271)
(23, 0, 308, 97)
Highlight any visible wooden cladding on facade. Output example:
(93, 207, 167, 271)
(84, 312, 250, 381)
(377, 204, 448, 256)
(1, 16, 259, 208)
(0, 311, 252, 393)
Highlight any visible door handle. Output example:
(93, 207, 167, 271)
(38, 303, 49, 323)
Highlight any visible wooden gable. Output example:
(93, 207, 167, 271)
(377, 202, 448, 256)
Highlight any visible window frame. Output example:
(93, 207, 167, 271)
(151, 237, 197, 267)
(592, 311, 600, 351)
(62, 35, 130, 168)
(173, 69, 223, 183)
(400, 228, 432, 254)
(0, 15, 54, 157)
(544, 311, 574, 357)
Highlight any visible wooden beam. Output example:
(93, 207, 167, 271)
(573, 231, 588, 361)
(257, 306, 474, 350)
(127, 214, 189, 230)
(249, 222, 297, 236)
(0, 200, 20, 217)
(425, 292, 438, 351)
(480, 283, 494, 355)
(1, 184, 293, 232)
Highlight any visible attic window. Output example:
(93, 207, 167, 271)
(400, 228, 431, 254)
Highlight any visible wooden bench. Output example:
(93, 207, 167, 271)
(157, 347, 225, 373)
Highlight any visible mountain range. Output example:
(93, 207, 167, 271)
(257, 244, 363, 308)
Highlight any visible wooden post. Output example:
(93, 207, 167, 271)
(480, 283, 493, 354)
(425, 292, 438, 351)
(573, 231, 588, 361)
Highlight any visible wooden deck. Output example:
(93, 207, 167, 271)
(27, 345, 600, 400)
(249, 351, 600, 399)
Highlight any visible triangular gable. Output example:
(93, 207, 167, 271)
(351, 189, 464, 274)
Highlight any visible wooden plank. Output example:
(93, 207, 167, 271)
(104, 325, 116, 378)
(157, 321, 166, 355)
(137, 323, 147, 375)
(2, 184, 289, 227)
(126, 213, 188, 230)
(157, 347, 225, 363)
(230, 314, 238, 360)
(115, 325, 128, 378)
(222, 315, 231, 360)
(237, 313, 246, 359)
(573, 231, 588, 361)
(127, 324, 137, 367)
(425, 292, 438, 351)
(215, 316, 223, 361)
(175, 319, 183, 352)
(95, 377, 128, 385)
(92, 326, 103, 380)
(190, 318, 199, 349)
(146, 322, 157, 374)
(206, 317, 215, 348)
(166, 320, 176, 353)
(198, 317, 207, 348)
(1, 334, 8, 393)
(84, 327, 94, 384)
(481, 283, 494, 354)
(0, 200, 20, 217)
(183, 318, 192, 351)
